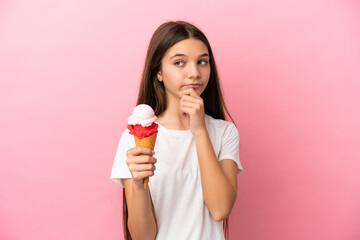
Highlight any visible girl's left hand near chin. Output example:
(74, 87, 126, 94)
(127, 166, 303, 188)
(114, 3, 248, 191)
(180, 88, 207, 135)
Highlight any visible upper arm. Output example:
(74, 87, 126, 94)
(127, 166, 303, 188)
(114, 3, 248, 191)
(218, 123, 243, 180)
(219, 159, 238, 195)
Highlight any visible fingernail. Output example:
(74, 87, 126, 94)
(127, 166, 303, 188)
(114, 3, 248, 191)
(152, 150, 155, 155)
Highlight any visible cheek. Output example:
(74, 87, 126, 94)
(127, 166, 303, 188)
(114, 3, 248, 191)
(202, 68, 211, 83)
(200, 71, 211, 93)
(163, 68, 183, 82)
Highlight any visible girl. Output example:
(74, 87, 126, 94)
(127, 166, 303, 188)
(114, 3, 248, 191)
(111, 21, 244, 240)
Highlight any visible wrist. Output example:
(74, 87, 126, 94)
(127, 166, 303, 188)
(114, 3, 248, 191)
(132, 180, 147, 191)
(193, 127, 208, 138)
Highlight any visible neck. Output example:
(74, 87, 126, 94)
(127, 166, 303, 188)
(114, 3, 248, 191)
(157, 93, 190, 130)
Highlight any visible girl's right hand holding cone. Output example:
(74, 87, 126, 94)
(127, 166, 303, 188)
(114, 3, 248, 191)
(126, 146, 157, 188)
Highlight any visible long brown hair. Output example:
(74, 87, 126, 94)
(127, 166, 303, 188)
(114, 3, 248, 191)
(123, 20, 235, 240)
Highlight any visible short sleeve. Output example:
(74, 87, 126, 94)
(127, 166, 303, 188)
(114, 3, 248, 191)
(110, 129, 135, 187)
(218, 122, 244, 175)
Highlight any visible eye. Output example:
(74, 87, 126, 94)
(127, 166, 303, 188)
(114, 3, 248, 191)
(198, 60, 208, 65)
(175, 61, 184, 66)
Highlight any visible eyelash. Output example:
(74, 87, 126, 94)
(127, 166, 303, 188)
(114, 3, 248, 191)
(174, 60, 208, 66)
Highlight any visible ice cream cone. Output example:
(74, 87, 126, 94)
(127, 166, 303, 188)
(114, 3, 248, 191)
(134, 132, 157, 149)
(134, 132, 158, 189)
(127, 104, 158, 189)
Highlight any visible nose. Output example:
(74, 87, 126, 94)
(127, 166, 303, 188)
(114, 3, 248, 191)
(187, 62, 200, 79)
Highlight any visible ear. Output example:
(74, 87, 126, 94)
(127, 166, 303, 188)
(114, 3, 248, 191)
(157, 71, 162, 82)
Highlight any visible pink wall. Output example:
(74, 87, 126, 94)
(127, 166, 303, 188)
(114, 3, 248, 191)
(1, 0, 359, 239)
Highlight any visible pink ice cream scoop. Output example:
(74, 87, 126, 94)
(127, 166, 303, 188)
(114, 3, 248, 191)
(127, 104, 158, 139)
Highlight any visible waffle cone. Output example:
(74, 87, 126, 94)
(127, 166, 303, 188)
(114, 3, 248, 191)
(134, 132, 157, 189)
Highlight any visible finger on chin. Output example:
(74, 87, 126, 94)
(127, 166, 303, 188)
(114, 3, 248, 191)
(182, 88, 198, 96)
(181, 112, 189, 118)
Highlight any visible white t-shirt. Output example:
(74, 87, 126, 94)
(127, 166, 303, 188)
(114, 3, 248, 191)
(110, 114, 244, 240)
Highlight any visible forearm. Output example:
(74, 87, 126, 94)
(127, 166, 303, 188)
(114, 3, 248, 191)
(194, 129, 237, 221)
(127, 183, 157, 240)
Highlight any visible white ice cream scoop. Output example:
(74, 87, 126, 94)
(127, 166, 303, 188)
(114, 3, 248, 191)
(127, 104, 157, 127)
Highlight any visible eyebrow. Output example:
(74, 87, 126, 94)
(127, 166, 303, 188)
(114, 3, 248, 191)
(169, 53, 209, 59)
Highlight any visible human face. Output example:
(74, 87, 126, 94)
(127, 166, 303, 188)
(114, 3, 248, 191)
(157, 38, 211, 100)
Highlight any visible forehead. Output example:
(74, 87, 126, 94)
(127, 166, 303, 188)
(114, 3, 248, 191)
(164, 39, 209, 58)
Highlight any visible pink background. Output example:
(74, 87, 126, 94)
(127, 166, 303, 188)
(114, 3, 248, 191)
(1, 0, 359, 239)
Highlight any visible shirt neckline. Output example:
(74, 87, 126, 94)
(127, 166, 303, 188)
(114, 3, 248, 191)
(155, 115, 210, 136)
(155, 121, 192, 135)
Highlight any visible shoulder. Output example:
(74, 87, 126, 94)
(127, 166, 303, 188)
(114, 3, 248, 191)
(205, 114, 238, 134)
(118, 128, 135, 147)
(205, 114, 239, 146)
(120, 127, 131, 137)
